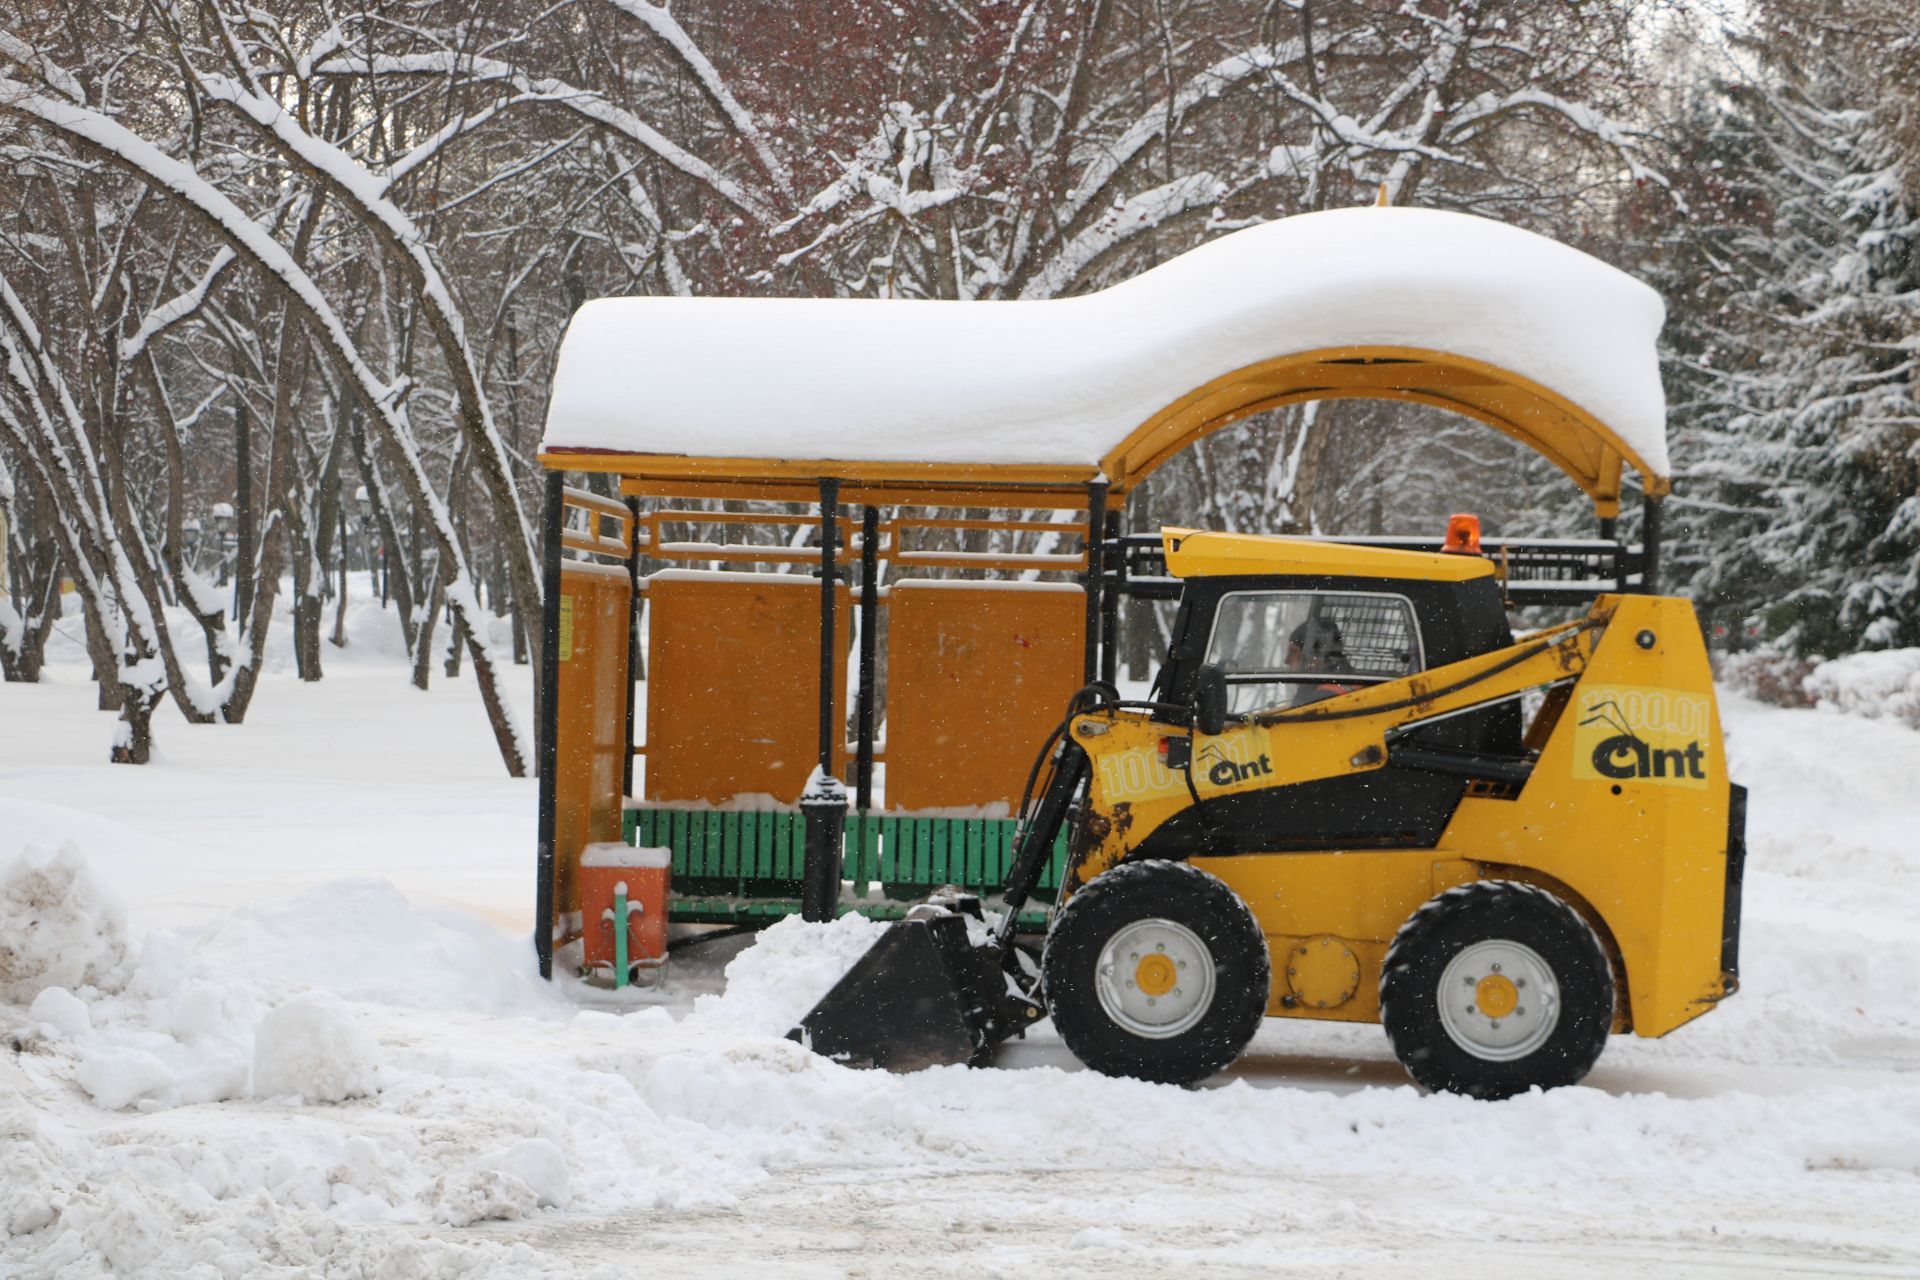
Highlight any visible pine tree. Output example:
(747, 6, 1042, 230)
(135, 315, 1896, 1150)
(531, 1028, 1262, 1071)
(1652, 24, 1917, 655)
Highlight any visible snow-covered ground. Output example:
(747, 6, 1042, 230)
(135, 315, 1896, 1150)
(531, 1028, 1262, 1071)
(4, 642, 1919, 1278)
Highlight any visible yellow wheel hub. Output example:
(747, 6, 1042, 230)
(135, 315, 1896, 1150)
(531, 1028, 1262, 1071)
(1475, 973, 1520, 1018)
(1134, 953, 1179, 997)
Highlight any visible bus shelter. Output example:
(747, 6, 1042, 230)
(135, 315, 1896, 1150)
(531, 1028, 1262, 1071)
(533, 206, 1674, 981)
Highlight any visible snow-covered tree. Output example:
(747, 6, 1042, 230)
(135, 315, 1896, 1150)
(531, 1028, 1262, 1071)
(1650, 11, 1917, 654)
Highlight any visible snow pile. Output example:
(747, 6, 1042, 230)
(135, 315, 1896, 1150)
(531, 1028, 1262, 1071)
(0, 844, 132, 1005)
(684, 912, 888, 1035)
(5, 868, 552, 1114)
(252, 993, 384, 1103)
(1805, 648, 1920, 728)
(429, 1139, 570, 1225)
(185, 879, 553, 1016)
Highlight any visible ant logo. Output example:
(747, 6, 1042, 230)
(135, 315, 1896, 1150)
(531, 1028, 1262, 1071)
(1199, 742, 1273, 787)
(1578, 699, 1706, 783)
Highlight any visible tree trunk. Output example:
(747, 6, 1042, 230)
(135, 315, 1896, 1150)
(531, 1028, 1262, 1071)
(464, 623, 523, 776)
(1, 512, 60, 682)
(233, 399, 254, 631)
(82, 595, 123, 710)
(294, 593, 324, 680)
(331, 499, 349, 647)
(412, 581, 442, 691)
(444, 606, 467, 678)
(287, 498, 324, 682)
(109, 674, 160, 764)
(347, 411, 416, 648)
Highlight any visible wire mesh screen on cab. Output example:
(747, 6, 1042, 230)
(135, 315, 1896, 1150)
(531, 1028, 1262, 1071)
(1314, 593, 1420, 678)
(1208, 591, 1421, 682)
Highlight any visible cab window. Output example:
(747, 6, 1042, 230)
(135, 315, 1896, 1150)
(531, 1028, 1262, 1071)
(1204, 591, 1423, 714)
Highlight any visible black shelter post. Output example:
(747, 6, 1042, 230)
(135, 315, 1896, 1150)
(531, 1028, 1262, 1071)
(534, 471, 565, 980)
(622, 495, 642, 799)
(1083, 482, 1108, 684)
(855, 504, 880, 813)
(1100, 508, 1122, 685)
(817, 478, 840, 777)
(1641, 496, 1663, 595)
(1600, 513, 1626, 592)
(804, 477, 847, 923)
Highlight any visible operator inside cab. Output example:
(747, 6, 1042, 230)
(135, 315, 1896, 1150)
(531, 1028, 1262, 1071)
(1287, 618, 1356, 707)
(1198, 589, 1420, 715)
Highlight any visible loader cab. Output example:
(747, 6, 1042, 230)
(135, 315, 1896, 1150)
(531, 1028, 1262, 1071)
(1141, 530, 1524, 854)
(1152, 529, 1516, 714)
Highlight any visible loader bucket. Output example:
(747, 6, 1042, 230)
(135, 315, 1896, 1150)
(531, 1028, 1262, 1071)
(787, 913, 1035, 1071)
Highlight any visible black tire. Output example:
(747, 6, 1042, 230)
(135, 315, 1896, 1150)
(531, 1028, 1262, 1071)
(1041, 860, 1270, 1085)
(1380, 880, 1613, 1100)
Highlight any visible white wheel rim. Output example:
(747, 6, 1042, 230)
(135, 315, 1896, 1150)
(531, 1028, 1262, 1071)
(1436, 939, 1561, 1062)
(1094, 918, 1216, 1040)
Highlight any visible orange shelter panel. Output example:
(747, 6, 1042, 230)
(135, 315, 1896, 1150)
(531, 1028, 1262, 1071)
(644, 574, 849, 804)
(885, 582, 1085, 812)
(553, 564, 634, 926)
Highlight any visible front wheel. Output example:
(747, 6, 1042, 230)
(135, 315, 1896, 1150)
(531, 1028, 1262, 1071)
(1380, 880, 1614, 1100)
(1041, 860, 1270, 1086)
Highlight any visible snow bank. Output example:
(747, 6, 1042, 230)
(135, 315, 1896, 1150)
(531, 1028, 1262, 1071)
(544, 206, 1668, 479)
(0, 844, 132, 1004)
(1, 854, 552, 1115)
(253, 992, 384, 1102)
(7, 692, 1920, 1276)
(1805, 648, 1920, 728)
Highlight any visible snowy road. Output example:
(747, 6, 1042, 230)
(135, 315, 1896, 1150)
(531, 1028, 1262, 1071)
(4, 665, 1918, 1278)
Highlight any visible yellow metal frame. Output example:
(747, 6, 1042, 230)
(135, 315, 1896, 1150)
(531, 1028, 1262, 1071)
(546, 488, 637, 957)
(1163, 526, 1497, 583)
(1099, 347, 1659, 516)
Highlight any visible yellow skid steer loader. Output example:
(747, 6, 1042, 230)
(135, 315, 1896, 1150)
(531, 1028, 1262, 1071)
(792, 527, 1745, 1098)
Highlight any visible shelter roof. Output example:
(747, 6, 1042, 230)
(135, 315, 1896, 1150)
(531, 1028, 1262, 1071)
(541, 206, 1668, 511)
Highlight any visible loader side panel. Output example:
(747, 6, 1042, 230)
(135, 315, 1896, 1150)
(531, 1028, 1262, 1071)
(1440, 594, 1733, 1038)
(1129, 769, 1465, 857)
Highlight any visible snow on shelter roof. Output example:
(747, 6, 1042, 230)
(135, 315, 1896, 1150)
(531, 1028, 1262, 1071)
(541, 207, 1669, 509)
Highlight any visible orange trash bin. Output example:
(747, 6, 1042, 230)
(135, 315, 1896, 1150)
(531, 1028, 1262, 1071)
(580, 843, 670, 984)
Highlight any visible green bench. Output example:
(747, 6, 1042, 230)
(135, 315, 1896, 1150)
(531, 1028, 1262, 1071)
(621, 806, 1069, 931)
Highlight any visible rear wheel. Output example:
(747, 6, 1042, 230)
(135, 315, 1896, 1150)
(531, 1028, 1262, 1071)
(1041, 860, 1269, 1085)
(1380, 880, 1613, 1100)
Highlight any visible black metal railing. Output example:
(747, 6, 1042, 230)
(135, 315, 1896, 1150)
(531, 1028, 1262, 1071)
(1102, 533, 1642, 608)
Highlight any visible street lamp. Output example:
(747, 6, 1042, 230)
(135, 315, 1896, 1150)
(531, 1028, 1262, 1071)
(182, 518, 203, 573)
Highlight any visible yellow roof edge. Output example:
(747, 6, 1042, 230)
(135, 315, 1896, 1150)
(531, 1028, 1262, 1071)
(536, 449, 1100, 489)
(1160, 528, 1495, 583)
(1099, 347, 1669, 517)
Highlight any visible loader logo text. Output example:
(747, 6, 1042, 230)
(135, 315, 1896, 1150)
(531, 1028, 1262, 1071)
(1572, 685, 1711, 791)
(1201, 743, 1274, 787)
(1094, 733, 1275, 802)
